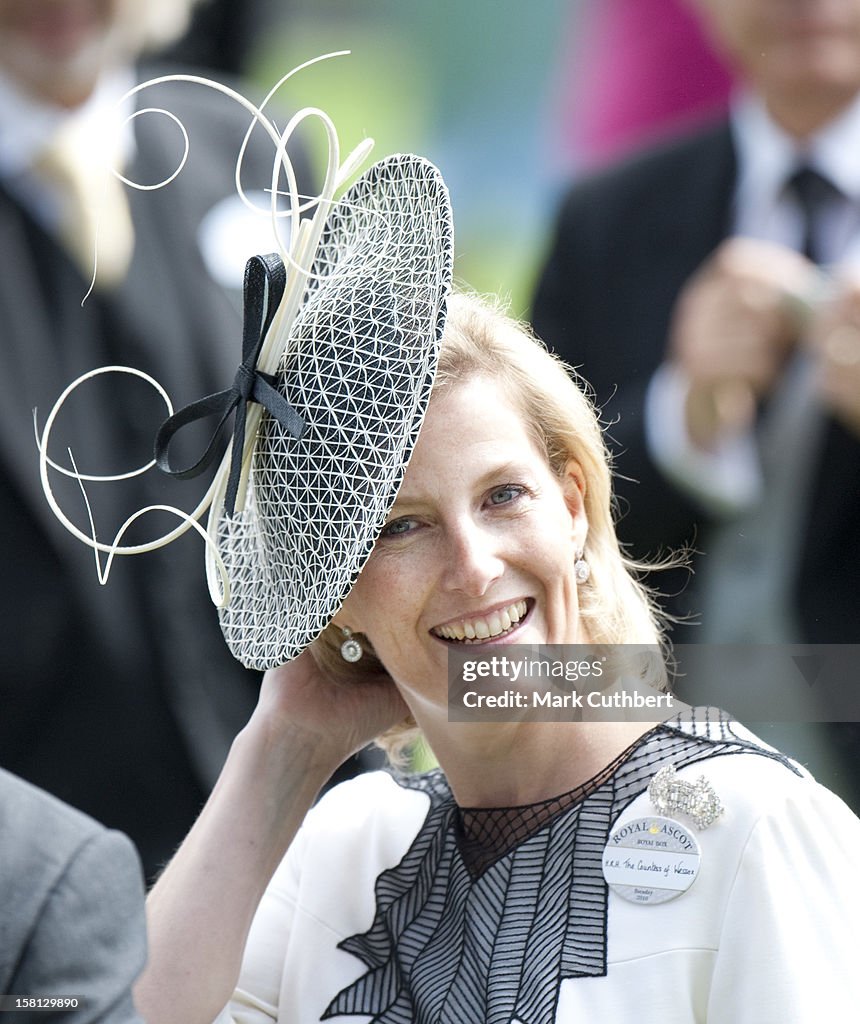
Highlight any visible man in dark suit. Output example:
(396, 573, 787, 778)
(533, 0, 860, 799)
(0, 0, 311, 878)
(0, 767, 147, 1022)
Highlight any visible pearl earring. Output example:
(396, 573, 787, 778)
(574, 550, 591, 584)
(340, 627, 363, 663)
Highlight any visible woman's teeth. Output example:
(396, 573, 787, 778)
(433, 600, 528, 642)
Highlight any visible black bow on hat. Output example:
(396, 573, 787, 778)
(154, 253, 305, 517)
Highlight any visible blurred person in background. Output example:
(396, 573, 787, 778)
(160, 0, 288, 77)
(532, 0, 860, 808)
(0, 0, 311, 880)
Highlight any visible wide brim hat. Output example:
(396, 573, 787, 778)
(216, 154, 453, 669)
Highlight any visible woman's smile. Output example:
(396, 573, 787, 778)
(430, 598, 532, 644)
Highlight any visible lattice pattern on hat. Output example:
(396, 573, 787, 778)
(217, 155, 453, 668)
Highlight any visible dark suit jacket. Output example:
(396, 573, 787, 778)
(0, 68, 310, 878)
(0, 768, 146, 1022)
(532, 121, 860, 644)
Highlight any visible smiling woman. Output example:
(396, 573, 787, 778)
(46, 142, 859, 1021)
(133, 276, 860, 1023)
(312, 293, 666, 764)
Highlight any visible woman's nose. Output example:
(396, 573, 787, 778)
(440, 520, 504, 596)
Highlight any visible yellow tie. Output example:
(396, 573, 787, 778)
(35, 119, 134, 289)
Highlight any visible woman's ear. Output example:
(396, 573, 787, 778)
(561, 459, 588, 543)
(332, 588, 364, 637)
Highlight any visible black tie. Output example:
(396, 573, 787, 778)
(785, 165, 840, 264)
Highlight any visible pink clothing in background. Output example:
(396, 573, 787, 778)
(564, 0, 734, 167)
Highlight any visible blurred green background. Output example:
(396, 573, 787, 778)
(246, 0, 577, 318)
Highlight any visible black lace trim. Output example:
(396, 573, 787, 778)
(323, 709, 797, 1024)
(455, 725, 660, 878)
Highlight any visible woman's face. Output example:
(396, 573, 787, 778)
(339, 375, 589, 716)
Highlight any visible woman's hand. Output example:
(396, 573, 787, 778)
(250, 649, 410, 774)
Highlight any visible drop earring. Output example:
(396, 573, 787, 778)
(340, 627, 363, 663)
(574, 550, 591, 584)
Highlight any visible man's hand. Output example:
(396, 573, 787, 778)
(668, 237, 819, 448)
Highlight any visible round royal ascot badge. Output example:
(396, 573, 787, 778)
(602, 816, 701, 905)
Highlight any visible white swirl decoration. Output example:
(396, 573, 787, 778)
(35, 51, 376, 608)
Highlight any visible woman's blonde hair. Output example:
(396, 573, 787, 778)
(311, 291, 667, 763)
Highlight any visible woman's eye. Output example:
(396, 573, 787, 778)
(488, 484, 524, 506)
(380, 517, 416, 538)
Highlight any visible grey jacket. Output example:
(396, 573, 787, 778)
(0, 768, 147, 1023)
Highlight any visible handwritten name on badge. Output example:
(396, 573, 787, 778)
(602, 816, 701, 905)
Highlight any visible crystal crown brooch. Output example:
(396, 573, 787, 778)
(648, 764, 723, 830)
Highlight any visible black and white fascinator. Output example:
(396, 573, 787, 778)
(37, 53, 454, 669)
